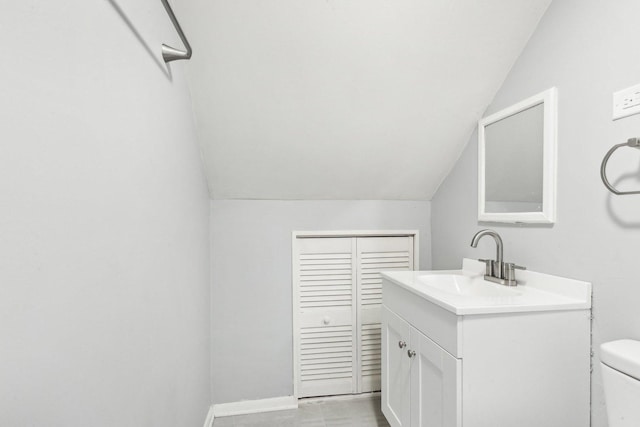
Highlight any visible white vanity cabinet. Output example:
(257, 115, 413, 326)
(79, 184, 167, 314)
(382, 307, 460, 427)
(381, 260, 592, 427)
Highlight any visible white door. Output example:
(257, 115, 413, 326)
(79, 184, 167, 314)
(295, 237, 358, 398)
(294, 233, 416, 398)
(357, 236, 414, 392)
(382, 307, 412, 427)
(410, 328, 461, 427)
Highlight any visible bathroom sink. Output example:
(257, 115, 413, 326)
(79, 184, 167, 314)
(380, 258, 592, 315)
(416, 273, 521, 297)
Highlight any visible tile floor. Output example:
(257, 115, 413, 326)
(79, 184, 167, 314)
(212, 395, 390, 427)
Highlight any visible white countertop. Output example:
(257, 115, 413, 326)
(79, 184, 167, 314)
(381, 258, 592, 315)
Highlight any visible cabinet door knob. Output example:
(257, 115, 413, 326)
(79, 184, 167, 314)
(398, 341, 407, 349)
(407, 349, 416, 358)
(322, 316, 331, 325)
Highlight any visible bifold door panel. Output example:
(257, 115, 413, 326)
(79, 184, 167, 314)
(296, 237, 357, 397)
(357, 237, 414, 393)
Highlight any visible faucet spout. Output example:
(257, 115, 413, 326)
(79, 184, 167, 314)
(470, 229, 503, 265)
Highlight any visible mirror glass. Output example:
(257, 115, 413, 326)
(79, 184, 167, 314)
(478, 88, 557, 223)
(485, 103, 544, 213)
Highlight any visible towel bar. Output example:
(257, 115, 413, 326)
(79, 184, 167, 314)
(601, 137, 640, 195)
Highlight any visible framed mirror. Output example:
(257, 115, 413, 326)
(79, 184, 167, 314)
(478, 87, 557, 223)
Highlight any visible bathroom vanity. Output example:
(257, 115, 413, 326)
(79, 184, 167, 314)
(381, 259, 591, 427)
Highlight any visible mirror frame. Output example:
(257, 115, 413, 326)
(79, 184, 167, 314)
(478, 87, 557, 224)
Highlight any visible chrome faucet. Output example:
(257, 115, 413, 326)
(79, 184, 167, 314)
(470, 229, 525, 286)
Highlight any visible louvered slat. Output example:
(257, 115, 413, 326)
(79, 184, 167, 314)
(300, 274, 352, 282)
(300, 372, 352, 381)
(301, 266, 351, 272)
(300, 253, 351, 260)
(301, 286, 351, 293)
(301, 354, 352, 363)
(300, 279, 351, 287)
(301, 256, 352, 263)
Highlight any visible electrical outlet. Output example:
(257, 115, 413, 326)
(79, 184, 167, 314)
(613, 83, 640, 120)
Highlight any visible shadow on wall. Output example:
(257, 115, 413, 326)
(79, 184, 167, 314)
(607, 166, 640, 229)
(478, 221, 554, 230)
(105, 0, 173, 80)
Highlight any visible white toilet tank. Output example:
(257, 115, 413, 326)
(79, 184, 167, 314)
(601, 339, 640, 427)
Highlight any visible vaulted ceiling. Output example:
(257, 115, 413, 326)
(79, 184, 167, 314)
(180, 0, 552, 200)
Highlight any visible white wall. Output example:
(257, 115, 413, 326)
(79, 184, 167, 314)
(431, 1, 640, 425)
(0, 2, 210, 426)
(210, 200, 430, 404)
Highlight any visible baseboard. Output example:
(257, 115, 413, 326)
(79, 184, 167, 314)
(203, 405, 215, 427)
(212, 395, 298, 418)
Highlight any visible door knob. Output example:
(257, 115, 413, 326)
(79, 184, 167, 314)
(398, 341, 407, 349)
(407, 349, 416, 358)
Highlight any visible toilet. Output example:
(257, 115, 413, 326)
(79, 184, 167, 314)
(601, 339, 640, 426)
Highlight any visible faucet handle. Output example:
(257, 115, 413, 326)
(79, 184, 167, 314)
(478, 258, 493, 276)
(506, 263, 526, 272)
(504, 263, 526, 282)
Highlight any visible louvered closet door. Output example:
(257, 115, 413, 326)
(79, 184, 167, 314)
(295, 237, 357, 398)
(357, 236, 414, 393)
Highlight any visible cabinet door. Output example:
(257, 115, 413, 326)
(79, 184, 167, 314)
(382, 306, 412, 427)
(410, 328, 461, 427)
(295, 237, 358, 398)
(357, 236, 414, 392)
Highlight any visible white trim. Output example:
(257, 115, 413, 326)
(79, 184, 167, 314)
(477, 87, 558, 224)
(413, 232, 420, 270)
(293, 229, 420, 238)
(212, 396, 298, 418)
(202, 405, 215, 427)
(292, 230, 419, 399)
(292, 232, 300, 399)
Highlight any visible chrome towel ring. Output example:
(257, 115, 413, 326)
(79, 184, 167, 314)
(161, 0, 192, 63)
(601, 137, 640, 195)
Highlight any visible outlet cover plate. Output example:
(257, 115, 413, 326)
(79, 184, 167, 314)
(613, 83, 640, 120)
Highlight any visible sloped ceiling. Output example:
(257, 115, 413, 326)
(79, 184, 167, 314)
(180, 0, 552, 200)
